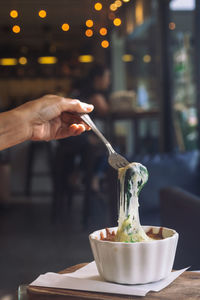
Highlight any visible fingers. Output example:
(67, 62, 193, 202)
(69, 124, 86, 135)
(59, 97, 94, 114)
(56, 124, 86, 140)
(61, 113, 91, 131)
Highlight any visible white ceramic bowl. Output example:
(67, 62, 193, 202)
(89, 226, 179, 284)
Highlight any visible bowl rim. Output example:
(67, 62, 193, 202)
(89, 225, 179, 245)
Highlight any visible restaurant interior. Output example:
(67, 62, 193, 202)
(0, 0, 199, 298)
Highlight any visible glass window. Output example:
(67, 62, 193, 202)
(170, 0, 198, 151)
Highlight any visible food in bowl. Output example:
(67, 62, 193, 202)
(89, 226, 178, 284)
(89, 162, 179, 284)
(100, 226, 164, 241)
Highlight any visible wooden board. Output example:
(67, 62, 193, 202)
(27, 263, 200, 300)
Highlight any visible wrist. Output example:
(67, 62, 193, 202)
(13, 104, 33, 141)
(0, 107, 31, 150)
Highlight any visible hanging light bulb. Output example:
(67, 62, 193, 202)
(12, 25, 20, 33)
(94, 2, 103, 11)
(110, 3, 117, 11)
(61, 23, 70, 31)
(113, 18, 122, 26)
(115, 0, 122, 7)
(38, 10, 47, 18)
(101, 40, 109, 48)
(10, 10, 18, 18)
(86, 19, 94, 28)
(85, 29, 93, 37)
(99, 27, 107, 36)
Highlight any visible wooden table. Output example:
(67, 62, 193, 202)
(25, 263, 200, 300)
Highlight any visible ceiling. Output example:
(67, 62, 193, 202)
(0, 0, 113, 54)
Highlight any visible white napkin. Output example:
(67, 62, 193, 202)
(30, 261, 188, 297)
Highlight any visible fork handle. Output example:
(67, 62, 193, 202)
(80, 113, 115, 154)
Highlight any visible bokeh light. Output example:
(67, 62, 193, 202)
(78, 55, 94, 63)
(110, 3, 117, 11)
(115, 0, 122, 7)
(143, 54, 151, 63)
(10, 10, 18, 18)
(0, 58, 18, 66)
(12, 25, 20, 33)
(94, 2, 103, 11)
(113, 18, 122, 26)
(122, 54, 134, 62)
(38, 10, 47, 18)
(99, 27, 107, 36)
(101, 40, 109, 48)
(61, 23, 70, 31)
(38, 56, 57, 64)
(86, 19, 94, 27)
(19, 57, 27, 65)
(85, 29, 93, 37)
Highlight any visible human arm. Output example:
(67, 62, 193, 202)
(0, 95, 94, 151)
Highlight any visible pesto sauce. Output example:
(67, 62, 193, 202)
(115, 162, 150, 243)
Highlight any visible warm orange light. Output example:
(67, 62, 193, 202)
(86, 19, 94, 28)
(169, 22, 176, 30)
(38, 56, 57, 64)
(78, 55, 94, 63)
(115, 0, 122, 7)
(12, 25, 20, 33)
(38, 10, 47, 18)
(122, 54, 134, 62)
(19, 57, 27, 65)
(99, 27, 107, 36)
(123, 0, 130, 2)
(110, 3, 117, 11)
(10, 10, 18, 18)
(113, 18, 122, 26)
(85, 29, 93, 37)
(94, 2, 102, 11)
(143, 54, 151, 63)
(135, 0, 143, 25)
(62, 23, 70, 31)
(101, 40, 109, 48)
(0, 58, 18, 66)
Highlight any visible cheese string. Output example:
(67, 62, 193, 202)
(115, 162, 150, 243)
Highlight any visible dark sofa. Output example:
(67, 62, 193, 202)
(160, 186, 200, 270)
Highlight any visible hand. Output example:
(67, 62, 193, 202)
(16, 95, 94, 141)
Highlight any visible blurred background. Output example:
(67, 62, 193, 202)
(0, 0, 200, 298)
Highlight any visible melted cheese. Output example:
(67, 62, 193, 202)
(115, 162, 150, 243)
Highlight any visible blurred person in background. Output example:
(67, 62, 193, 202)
(80, 64, 110, 192)
(53, 64, 111, 223)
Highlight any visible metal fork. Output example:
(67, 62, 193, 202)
(80, 113, 129, 170)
